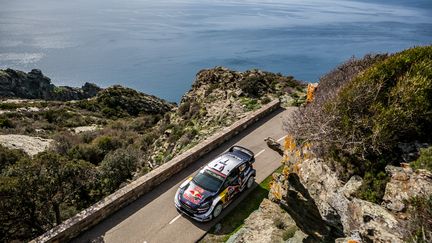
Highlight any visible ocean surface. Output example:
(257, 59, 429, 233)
(0, 0, 431, 102)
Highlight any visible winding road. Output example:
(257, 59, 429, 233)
(74, 107, 295, 243)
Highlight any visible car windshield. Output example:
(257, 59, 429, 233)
(192, 169, 224, 192)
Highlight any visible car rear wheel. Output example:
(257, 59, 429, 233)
(246, 176, 255, 189)
(213, 203, 223, 218)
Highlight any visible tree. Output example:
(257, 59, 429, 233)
(99, 147, 140, 194)
(0, 151, 96, 241)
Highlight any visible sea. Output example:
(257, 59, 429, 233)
(0, 0, 431, 102)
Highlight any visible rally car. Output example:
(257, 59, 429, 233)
(174, 146, 256, 222)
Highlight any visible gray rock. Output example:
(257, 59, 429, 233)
(0, 68, 101, 101)
(382, 165, 432, 212)
(269, 158, 423, 242)
(226, 199, 307, 243)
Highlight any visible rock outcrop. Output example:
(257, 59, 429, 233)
(0, 134, 53, 156)
(227, 199, 308, 243)
(0, 69, 101, 101)
(383, 165, 432, 213)
(270, 157, 432, 242)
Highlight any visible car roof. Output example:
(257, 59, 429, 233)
(205, 152, 245, 177)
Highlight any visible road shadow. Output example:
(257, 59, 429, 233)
(73, 107, 286, 242)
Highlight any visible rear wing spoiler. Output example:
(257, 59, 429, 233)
(229, 146, 255, 159)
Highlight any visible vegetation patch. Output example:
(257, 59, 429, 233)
(411, 146, 432, 171)
(407, 195, 432, 242)
(0, 66, 304, 241)
(286, 46, 432, 201)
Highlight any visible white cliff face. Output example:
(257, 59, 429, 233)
(0, 134, 53, 156)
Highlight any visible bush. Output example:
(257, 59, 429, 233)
(239, 76, 267, 97)
(0, 118, 14, 128)
(0, 145, 28, 172)
(355, 171, 389, 203)
(0, 151, 96, 242)
(68, 144, 104, 165)
(99, 148, 140, 194)
(412, 146, 432, 171)
(0, 103, 22, 110)
(178, 101, 190, 116)
(261, 96, 272, 104)
(286, 46, 432, 181)
(407, 195, 432, 242)
(93, 136, 121, 154)
(240, 98, 261, 111)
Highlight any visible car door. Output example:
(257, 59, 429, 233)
(238, 162, 249, 187)
(222, 167, 241, 204)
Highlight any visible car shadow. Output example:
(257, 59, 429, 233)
(73, 107, 286, 242)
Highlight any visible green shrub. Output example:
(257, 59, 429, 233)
(412, 146, 432, 171)
(282, 226, 298, 241)
(0, 151, 96, 242)
(287, 46, 432, 184)
(0, 145, 28, 172)
(274, 217, 287, 229)
(68, 144, 104, 165)
(261, 96, 272, 104)
(239, 76, 267, 97)
(0, 118, 14, 128)
(407, 195, 432, 242)
(99, 148, 140, 194)
(355, 171, 389, 203)
(0, 103, 22, 110)
(178, 101, 190, 116)
(93, 136, 121, 154)
(240, 98, 261, 111)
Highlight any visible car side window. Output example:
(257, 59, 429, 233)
(224, 168, 239, 187)
(238, 163, 248, 178)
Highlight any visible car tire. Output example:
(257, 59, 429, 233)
(213, 203, 223, 218)
(246, 176, 255, 189)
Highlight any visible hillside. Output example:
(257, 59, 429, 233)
(0, 67, 305, 242)
(263, 46, 432, 242)
(200, 46, 432, 243)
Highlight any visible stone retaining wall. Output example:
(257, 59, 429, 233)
(32, 100, 280, 243)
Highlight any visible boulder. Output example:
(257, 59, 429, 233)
(382, 165, 432, 212)
(0, 134, 53, 156)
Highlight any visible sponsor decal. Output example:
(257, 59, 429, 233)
(184, 185, 205, 204)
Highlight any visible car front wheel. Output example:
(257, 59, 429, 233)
(246, 176, 255, 189)
(213, 203, 223, 218)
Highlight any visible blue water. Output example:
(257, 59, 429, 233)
(0, 0, 431, 102)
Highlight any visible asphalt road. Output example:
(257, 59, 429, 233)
(74, 107, 295, 243)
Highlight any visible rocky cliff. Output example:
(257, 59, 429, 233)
(268, 155, 432, 242)
(228, 47, 432, 243)
(0, 69, 101, 101)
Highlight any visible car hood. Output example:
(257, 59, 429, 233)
(180, 182, 215, 206)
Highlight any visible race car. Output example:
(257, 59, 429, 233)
(174, 145, 256, 222)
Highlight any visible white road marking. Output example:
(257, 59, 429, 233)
(169, 214, 182, 225)
(255, 149, 265, 157)
(277, 135, 287, 142)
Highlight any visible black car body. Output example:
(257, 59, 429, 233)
(174, 146, 256, 221)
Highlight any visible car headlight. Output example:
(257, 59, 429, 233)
(197, 201, 211, 213)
